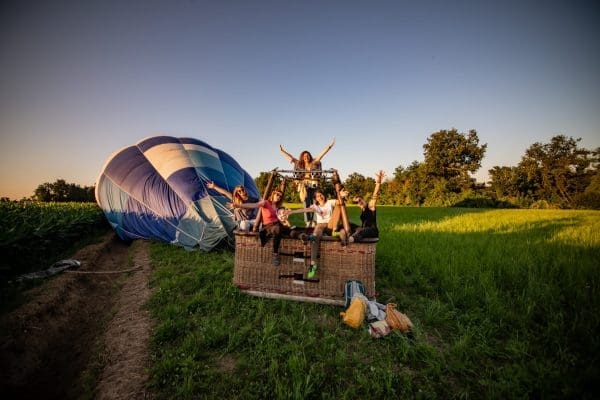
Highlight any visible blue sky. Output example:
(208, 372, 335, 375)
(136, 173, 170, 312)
(1, 0, 599, 199)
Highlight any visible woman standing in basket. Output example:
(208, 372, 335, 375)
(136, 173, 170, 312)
(279, 138, 335, 227)
(349, 170, 385, 243)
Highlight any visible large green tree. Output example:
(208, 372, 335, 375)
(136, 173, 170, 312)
(519, 135, 596, 207)
(488, 135, 598, 208)
(407, 128, 489, 206)
(423, 129, 487, 192)
(489, 166, 519, 198)
(343, 173, 375, 200)
(392, 161, 427, 206)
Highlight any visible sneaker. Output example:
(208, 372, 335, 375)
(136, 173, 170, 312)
(307, 264, 318, 278)
(332, 230, 340, 237)
(272, 253, 281, 267)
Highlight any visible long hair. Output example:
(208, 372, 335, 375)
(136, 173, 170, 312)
(314, 190, 327, 205)
(269, 189, 284, 208)
(298, 150, 313, 168)
(232, 185, 248, 205)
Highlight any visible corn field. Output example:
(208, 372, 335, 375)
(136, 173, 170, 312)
(0, 201, 109, 281)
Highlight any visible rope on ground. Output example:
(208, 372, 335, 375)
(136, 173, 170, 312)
(12, 259, 81, 282)
(65, 267, 142, 274)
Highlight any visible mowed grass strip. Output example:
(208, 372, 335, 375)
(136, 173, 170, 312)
(147, 208, 600, 399)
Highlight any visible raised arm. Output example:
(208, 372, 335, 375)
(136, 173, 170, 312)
(206, 181, 233, 200)
(285, 207, 314, 216)
(279, 144, 297, 164)
(313, 138, 335, 163)
(368, 170, 385, 210)
(229, 200, 265, 210)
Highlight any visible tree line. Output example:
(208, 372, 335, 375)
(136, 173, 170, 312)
(32, 179, 95, 202)
(9, 129, 598, 209)
(257, 129, 599, 210)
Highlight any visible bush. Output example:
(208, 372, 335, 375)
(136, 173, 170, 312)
(451, 194, 520, 209)
(452, 195, 495, 208)
(529, 199, 558, 209)
(573, 191, 600, 210)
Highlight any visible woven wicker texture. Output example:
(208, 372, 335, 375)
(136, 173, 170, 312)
(233, 231, 376, 302)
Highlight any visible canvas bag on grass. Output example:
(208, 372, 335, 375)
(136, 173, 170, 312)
(340, 297, 367, 328)
(385, 303, 413, 333)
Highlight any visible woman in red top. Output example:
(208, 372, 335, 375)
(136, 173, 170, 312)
(231, 189, 288, 266)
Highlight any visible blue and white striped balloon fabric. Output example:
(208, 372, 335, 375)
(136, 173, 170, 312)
(95, 136, 259, 251)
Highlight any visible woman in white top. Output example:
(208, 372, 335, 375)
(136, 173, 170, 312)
(285, 190, 341, 278)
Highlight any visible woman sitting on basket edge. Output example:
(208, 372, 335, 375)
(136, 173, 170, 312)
(228, 189, 291, 267)
(348, 170, 384, 243)
(207, 181, 257, 232)
(282, 189, 350, 278)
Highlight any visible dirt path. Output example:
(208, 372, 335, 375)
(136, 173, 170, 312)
(96, 239, 153, 399)
(0, 232, 154, 399)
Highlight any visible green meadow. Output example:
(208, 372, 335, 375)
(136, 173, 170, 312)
(148, 207, 599, 399)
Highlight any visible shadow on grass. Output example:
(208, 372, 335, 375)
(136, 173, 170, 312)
(375, 212, 599, 399)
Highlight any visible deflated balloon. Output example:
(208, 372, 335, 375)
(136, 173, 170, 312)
(95, 136, 259, 251)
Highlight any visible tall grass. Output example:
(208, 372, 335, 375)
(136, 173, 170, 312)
(147, 208, 600, 399)
(1, 202, 110, 312)
(0, 201, 109, 279)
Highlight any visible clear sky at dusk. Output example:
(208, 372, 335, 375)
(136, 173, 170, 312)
(1, 0, 599, 199)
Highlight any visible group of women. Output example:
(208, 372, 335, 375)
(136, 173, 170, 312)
(208, 139, 383, 277)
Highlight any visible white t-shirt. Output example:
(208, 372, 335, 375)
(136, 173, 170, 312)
(310, 199, 336, 224)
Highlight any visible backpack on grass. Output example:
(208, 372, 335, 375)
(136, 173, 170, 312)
(344, 280, 366, 308)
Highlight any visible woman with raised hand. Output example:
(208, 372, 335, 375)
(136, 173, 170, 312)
(348, 170, 385, 243)
(207, 181, 257, 232)
(279, 138, 335, 227)
(229, 189, 288, 266)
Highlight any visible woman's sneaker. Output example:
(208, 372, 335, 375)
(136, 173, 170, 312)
(307, 264, 318, 278)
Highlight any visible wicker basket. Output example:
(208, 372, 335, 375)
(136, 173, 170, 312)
(233, 230, 377, 305)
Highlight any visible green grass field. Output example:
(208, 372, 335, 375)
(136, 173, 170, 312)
(147, 207, 599, 399)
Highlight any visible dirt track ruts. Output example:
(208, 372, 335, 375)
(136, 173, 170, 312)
(0, 232, 154, 399)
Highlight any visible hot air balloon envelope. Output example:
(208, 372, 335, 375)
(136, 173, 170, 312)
(95, 136, 259, 251)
